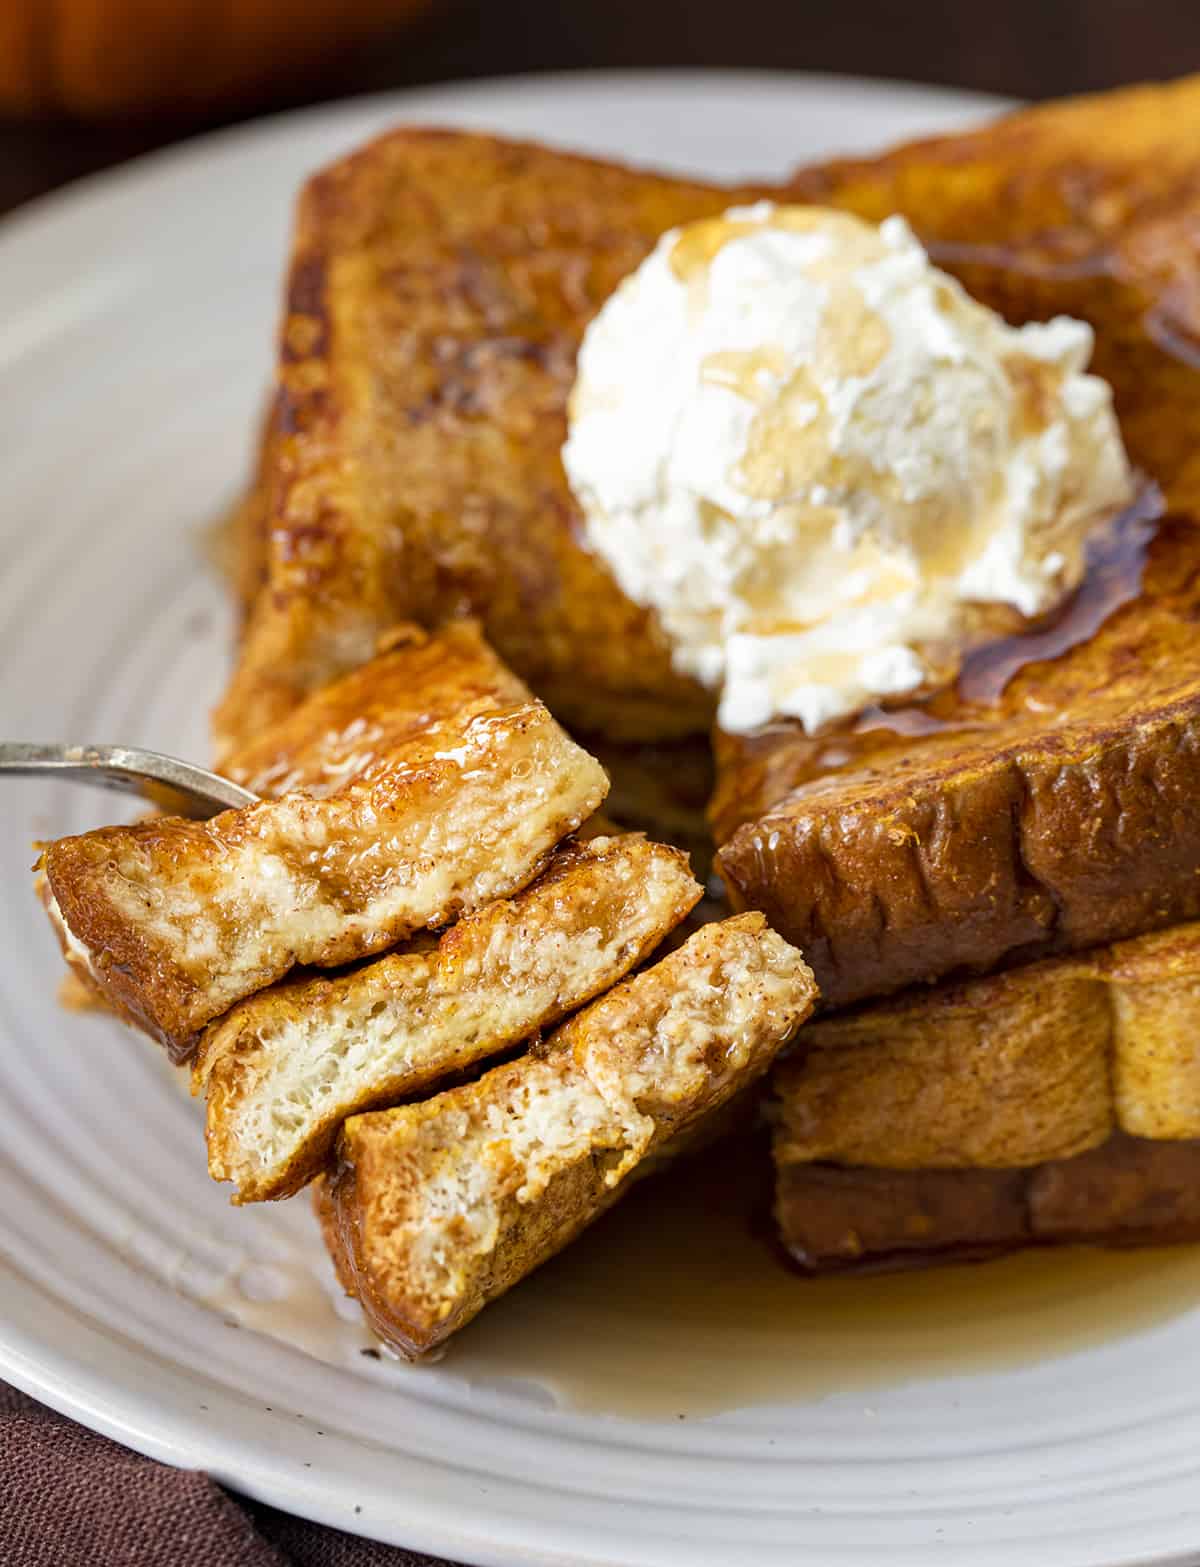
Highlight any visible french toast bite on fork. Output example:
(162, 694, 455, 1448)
(320, 914, 816, 1357)
(39, 621, 608, 1059)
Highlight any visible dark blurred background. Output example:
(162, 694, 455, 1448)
(3, 0, 1199, 218)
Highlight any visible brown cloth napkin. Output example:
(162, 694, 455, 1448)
(1, 1382, 466, 1567)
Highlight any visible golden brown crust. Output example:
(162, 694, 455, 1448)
(41, 623, 607, 1057)
(312, 1173, 358, 1298)
(773, 964, 1114, 1170)
(772, 919, 1200, 1170)
(323, 914, 816, 1356)
(712, 78, 1200, 1006)
(38, 874, 138, 1030)
(717, 656, 1200, 1009)
(195, 834, 701, 1202)
(213, 133, 770, 759)
(777, 1134, 1200, 1274)
(221, 621, 500, 798)
(210, 393, 283, 626)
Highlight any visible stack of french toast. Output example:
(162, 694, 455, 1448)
(37, 72, 1200, 1355)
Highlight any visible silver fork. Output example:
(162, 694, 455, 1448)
(0, 742, 258, 820)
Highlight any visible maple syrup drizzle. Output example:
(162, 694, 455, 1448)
(852, 704, 950, 738)
(956, 479, 1164, 707)
(801, 480, 1165, 756)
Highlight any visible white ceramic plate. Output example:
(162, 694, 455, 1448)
(5, 70, 1200, 1567)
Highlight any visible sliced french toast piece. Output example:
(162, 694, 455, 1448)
(195, 834, 701, 1202)
(773, 960, 1115, 1171)
(714, 639, 1200, 1010)
(320, 913, 816, 1357)
(220, 619, 513, 799)
(39, 622, 607, 1060)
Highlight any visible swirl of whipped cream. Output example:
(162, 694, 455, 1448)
(563, 202, 1134, 733)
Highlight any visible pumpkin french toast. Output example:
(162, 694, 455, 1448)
(215, 80, 1200, 1021)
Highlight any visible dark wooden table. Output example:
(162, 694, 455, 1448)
(3, 0, 1199, 222)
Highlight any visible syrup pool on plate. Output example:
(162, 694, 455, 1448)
(196, 1133, 1200, 1421)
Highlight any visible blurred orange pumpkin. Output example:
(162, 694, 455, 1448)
(0, 0, 431, 119)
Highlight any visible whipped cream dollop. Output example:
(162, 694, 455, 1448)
(562, 202, 1135, 733)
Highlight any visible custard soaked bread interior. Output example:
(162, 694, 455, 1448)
(197, 834, 701, 1203)
(321, 914, 816, 1357)
(773, 921, 1200, 1270)
(40, 623, 607, 1058)
(712, 76, 1200, 1006)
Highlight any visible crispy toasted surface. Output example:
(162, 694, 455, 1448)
(1101, 926, 1200, 1140)
(213, 135, 773, 760)
(777, 1135, 1200, 1274)
(221, 620, 513, 798)
(39, 874, 137, 1031)
(212, 394, 281, 625)
(772, 921, 1200, 1171)
(773, 963, 1114, 1170)
(718, 670, 1200, 1007)
(712, 79, 1200, 1005)
(322, 913, 816, 1356)
(41, 623, 607, 1058)
(196, 834, 701, 1202)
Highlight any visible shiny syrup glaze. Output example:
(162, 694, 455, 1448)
(955, 479, 1164, 707)
(484, 1139, 1200, 1418)
(713, 482, 1168, 836)
(726, 480, 1167, 801)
